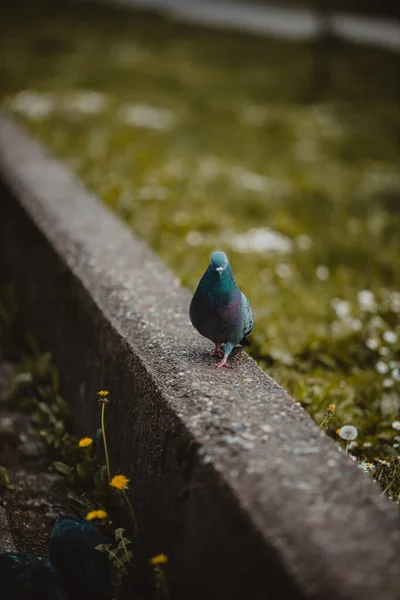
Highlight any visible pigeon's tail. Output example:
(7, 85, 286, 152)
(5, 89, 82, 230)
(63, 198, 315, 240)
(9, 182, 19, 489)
(240, 336, 251, 346)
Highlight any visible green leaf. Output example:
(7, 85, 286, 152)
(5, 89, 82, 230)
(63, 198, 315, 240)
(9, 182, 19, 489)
(67, 491, 87, 506)
(114, 528, 125, 540)
(51, 369, 59, 391)
(76, 461, 88, 479)
(99, 464, 109, 483)
(0, 465, 10, 491)
(36, 353, 52, 378)
(53, 461, 73, 476)
(95, 543, 111, 553)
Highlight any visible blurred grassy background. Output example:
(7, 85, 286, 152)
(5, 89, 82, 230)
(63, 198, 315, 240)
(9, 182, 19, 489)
(0, 0, 399, 459)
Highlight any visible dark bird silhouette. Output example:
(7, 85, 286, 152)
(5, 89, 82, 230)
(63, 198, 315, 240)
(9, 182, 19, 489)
(0, 550, 67, 600)
(49, 514, 113, 600)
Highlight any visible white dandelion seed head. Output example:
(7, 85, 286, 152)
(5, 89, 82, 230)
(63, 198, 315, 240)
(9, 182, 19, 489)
(357, 290, 377, 312)
(350, 318, 362, 331)
(391, 421, 400, 431)
(366, 338, 379, 350)
(383, 331, 397, 345)
(316, 265, 329, 281)
(391, 367, 400, 381)
(371, 315, 386, 330)
(185, 231, 203, 246)
(275, 263, 293, 278)
(331, 298, 351, 319)
(376, 360, 389, 374)
(296, 234, 313, 250)
(389, 291, 400, 312)
(339, 425, 358, 441)
(383, 378, 394, 388)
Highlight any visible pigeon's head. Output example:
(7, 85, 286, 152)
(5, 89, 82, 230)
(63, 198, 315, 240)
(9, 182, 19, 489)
(210, 251, 229, 276)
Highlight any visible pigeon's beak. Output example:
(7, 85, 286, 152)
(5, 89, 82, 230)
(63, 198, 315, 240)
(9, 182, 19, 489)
(216, 267, 223, 276)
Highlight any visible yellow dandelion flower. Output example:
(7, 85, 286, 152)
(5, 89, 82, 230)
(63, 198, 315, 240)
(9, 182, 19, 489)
(110, 474, 130, 490)
(86, 509, 108, 520)
(150, 554, 168, 565)
(328, 404, 336, 412)
(78, 437, 93, 448)
(336, 428, 341, 435)
(97, 390, 110, 397)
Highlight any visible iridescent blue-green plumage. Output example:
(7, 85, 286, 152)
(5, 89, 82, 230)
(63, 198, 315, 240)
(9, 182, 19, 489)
(0, 550, 67, 600)
(49, 515, 113, 600)
(190, 251, 254, 367)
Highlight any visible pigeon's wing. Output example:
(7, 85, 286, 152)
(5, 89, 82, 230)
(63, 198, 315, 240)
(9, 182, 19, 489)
(241, 293, 254, 339)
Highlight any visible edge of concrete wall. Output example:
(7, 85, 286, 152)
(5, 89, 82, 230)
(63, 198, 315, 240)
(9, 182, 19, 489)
(0, 111, 399, 600)
(84, 0, 400, 51)
(0, 508, 16, 552)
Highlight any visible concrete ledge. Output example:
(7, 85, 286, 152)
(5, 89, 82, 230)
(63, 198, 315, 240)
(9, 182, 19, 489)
(0, 111, 399, 600)
(0, 507, 16, 552)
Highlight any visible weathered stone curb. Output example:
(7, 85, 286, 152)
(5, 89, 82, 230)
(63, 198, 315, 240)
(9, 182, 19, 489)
(0, 507, 16, 552)
(0, 111, 399, 600)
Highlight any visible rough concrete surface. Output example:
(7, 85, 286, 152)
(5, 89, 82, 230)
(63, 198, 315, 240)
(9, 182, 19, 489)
(0, 507, 16, 552)
(0, 111, 399, 600)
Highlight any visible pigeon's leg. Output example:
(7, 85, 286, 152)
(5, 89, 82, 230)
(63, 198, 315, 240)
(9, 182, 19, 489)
(211, 344, 224, 358)
(213, 342, 234, 368)
(214, 355, 231, 368)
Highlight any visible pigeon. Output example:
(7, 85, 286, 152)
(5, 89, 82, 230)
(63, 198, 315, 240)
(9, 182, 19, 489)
(0, 550, 67, 600)
(49, 514, 113, 600)
(189, 251, 254, 368)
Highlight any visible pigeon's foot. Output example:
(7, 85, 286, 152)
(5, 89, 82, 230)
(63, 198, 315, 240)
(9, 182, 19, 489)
(211, 344, 224, 358)
(213, 357, 231, 368)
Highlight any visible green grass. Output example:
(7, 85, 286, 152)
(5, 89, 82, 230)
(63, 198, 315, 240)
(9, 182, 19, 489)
(0, 0, 399, 470)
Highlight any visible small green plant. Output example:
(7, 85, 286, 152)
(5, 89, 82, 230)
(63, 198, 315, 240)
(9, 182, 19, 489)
(319, 403, 336, 430)
(150, 554, 169, 600)
(58, 392, 139, 591)
(0, 284, 17, 355)
(96, 527, 133, 587)
(0, 465, 11, 492)
(97, 390, 111, 483)
(109, 474, 140, 543)
(373, 458, 400, 504)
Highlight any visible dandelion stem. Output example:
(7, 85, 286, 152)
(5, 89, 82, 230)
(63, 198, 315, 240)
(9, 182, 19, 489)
(156, 567, 169, 600)
(345, 441, 349, 455)
(122, 488, 140, 542)
(106, 548, 124, 570)
(101, 402, 111, 483)
(119, 534, 131, 565)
